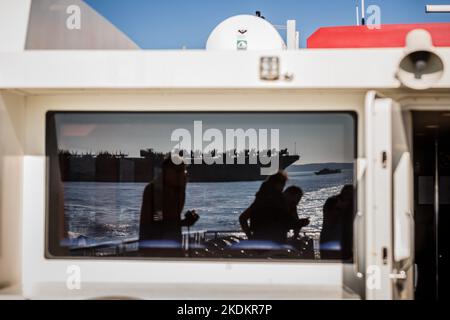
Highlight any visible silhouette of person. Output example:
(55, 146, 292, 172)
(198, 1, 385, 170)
(337, 185, 354, 260)
(240, 171, 308, 244)
(320, 184, 354, 260)
(139, 156, 199, 246)
(283, 186, 310, 239)
(320, 195, 340, 259)
(240, 171, 288, 242)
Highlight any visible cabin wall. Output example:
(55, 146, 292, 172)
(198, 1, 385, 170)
(0, 91, 25, 289)
(19, 90, 365, 298)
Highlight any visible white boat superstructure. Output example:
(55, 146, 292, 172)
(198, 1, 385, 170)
(1, 1, 450, 300)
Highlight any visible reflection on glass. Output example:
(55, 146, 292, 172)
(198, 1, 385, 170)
(47, 112, 356, 260)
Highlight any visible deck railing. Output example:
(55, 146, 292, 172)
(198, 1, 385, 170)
(68, 229, 322, 259)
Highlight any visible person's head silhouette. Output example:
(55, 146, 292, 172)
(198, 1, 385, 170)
(284, 185, 304, 207)
(162, 155, 187, 189)
(265, 171, 288, 193)
(337, 184, 353, 210)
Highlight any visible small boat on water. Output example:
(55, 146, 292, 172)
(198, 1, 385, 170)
(314, 168, 342, 176)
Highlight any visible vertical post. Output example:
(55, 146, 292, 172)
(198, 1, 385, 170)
(361, 0, 366, 25)
(356, 3, 360, 26)
(434, 137, 440, 299)
(287, 20, 298, 50)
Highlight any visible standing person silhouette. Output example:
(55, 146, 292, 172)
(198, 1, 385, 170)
(139, 156, 199, 248)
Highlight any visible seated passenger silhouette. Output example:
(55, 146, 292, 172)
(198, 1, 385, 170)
(320, 185, 354, 260)
(139, 156, 199, 248)
(239, 171, 289, 243)
(239, 172, 310, 244)
(283, 186, 310, 239)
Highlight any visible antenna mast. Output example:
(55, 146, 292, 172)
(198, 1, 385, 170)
(361, 0, 366, 25)
(356, 2, 360, 26)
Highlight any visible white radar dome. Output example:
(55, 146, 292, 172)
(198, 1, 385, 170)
(206, 15, 286, 51)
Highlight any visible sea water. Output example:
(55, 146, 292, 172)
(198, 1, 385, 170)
(64, 169, 353, 242)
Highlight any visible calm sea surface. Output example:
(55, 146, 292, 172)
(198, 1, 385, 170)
(64, 169, 353, 242)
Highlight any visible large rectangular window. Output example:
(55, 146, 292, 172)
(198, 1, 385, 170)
(46, 112, 356, 261)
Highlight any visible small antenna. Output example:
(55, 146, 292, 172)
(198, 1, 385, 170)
(356, 2, 360, 26)
(361, 0, 366, 25)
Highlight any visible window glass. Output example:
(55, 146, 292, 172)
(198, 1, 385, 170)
(46, 112, 356, 261)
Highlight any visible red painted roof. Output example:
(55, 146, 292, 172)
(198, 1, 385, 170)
(307, 23, 450, 48)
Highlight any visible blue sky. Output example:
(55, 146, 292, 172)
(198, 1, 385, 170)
(84, 0, 450, 49)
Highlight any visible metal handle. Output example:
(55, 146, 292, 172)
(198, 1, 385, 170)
(389, 270, 407, 280)
(391, 211, 414, 281)
(401, 211, 415, 272)
(353, 211, 364, 278)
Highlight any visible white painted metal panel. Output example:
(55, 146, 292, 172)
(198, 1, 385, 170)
(0, 92, 25, 290)
(365, 92, 394, 300)
(1, 49, 449, 90)
(364, 91, 414, 300)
